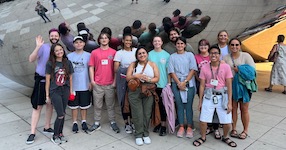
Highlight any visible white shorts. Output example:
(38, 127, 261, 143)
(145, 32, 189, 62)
(199, 95, 232, 124)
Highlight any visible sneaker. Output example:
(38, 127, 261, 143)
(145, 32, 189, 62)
(72, 123, 79, 133)
(177, 127, 185, 138)
(125, 124, 133, 134)
(153, 124, 161, 133)
(26, 134, 35, 144)
(82, 122, 88, 131)
(135, 138, 143, 146)
(185, 127, 193, 138)
(159, 126, 167, 136)
(143, 136, 151, 144)
(131, 123, 135, 132)
(43, 128, 54, 134)
(110, 122, 120, 133)
(51, 136, 62, 145)
(89, 123, 101, 133)
(59, 134, 68, 143)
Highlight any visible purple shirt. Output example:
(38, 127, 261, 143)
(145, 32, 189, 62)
(36, 43, 50, 76)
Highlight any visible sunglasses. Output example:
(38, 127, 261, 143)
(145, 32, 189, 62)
(230, 44, 240, 46)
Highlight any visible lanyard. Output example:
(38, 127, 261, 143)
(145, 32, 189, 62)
(210, 62, 220, 89)
(230, 54, 236, 67)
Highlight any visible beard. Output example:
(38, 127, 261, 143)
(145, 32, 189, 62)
(171, 37, 178, 42)
(50, 39, 59, 44)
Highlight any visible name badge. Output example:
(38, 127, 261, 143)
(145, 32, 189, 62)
(210, 79, 218, 86)
(101, 59, 108, 65)
(213, 96, 218, 104)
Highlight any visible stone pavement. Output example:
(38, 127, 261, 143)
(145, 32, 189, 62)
(0, 62, 285, 150)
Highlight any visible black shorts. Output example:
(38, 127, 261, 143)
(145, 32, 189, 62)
(68, 91, 91, 109)
(31, 82, 46, 107)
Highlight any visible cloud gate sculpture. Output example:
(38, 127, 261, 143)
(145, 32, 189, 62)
(0, 0, 285, 87)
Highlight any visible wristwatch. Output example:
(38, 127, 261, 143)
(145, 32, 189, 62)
(184, 80, 189, 84)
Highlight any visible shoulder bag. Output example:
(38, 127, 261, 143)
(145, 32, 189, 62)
(268, 44, 279, 62)
(127, 61, 148, 91)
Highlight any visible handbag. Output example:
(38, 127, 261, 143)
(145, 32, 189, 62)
(127, 61, 148, 91)
(268, 44, 279, 62)
(43, 7, 48, 12)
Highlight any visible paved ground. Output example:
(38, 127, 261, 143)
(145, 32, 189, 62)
(0, 62, 285, 150)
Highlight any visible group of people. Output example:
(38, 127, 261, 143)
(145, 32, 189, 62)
(26, 5, 261, 148)
(35, 1, 60, 23)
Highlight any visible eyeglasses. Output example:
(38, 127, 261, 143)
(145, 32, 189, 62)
(210, 52, 220, 55)
(230, 44, 240, 46)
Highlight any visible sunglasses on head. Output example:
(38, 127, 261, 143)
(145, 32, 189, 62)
(230, 44, 240, 46)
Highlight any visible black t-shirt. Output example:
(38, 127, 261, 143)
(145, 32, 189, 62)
(46, 60, 74, 90)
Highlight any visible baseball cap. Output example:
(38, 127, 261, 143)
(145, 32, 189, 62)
(79, 30, 88, 35)
(73, 36, 84, 43)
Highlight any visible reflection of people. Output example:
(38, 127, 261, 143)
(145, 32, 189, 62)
(58, 22, 74, 52)
(67, 36, 91, 134)
(45, 43, 74, 145)
(171, 9, 181, 23)
(139, 23, 159, 51)
(35, 1, 51, 23)
(126, 47, 159, 146)
(131, 20, 146, 38)
(26, 29, 60, 145)
(186, 8, 202, 25)
(181, 16, 211, 39)
(168, 37, 197, 138)
(194, 45, 236, 148)
(223, 38, 256, 140)
(265, 35, 286, 94)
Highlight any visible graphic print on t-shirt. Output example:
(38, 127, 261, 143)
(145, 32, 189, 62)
(55, 66, 66, 86)
(72, 61, 84, 73)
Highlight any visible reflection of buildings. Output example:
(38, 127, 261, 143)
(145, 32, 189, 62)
(0, 0, 286, 87)
(238, 5, 286, 61)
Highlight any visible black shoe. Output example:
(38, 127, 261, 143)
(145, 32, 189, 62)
(159, 126, 167, 136)
(82, 122, 88, 131)
(153, 124, 161, 133)
(72, 123, 79, 133)
(43, 128, 54, 134)
(26, 134, 35, 144)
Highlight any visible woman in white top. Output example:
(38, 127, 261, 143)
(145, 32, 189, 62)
(114, 34, 137, 134)
(126, 46, 159, 146)
(217, 30, 229, 60)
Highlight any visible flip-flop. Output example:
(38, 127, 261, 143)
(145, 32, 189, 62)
(193, 137, 206, 147)
(238, 131, 248, 139)
(230, 130, 238, 138)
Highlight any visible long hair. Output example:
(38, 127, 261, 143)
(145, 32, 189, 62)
(49, 43, 70, 80)
(134, 46, 147, 70)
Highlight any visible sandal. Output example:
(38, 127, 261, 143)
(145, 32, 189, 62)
(264, 87, 272, 92)
(206, 127, 214, 135)
(282, 91, 286, 94)
(214, 130, 221, 139)
(238, 131, 248, 139)
(193, 137, 206, 147)
(230, 130, 238, 138)
(222, 137, 237, 147)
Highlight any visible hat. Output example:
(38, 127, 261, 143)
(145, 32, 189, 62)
(79, 30, 88, 35)
(73, 36, 84, 43)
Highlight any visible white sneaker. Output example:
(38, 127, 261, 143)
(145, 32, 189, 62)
(135, 138, 143, 146)
(143, 136, 151, 144)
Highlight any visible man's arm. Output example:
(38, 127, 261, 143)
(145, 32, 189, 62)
(29, 35, 44, 62)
